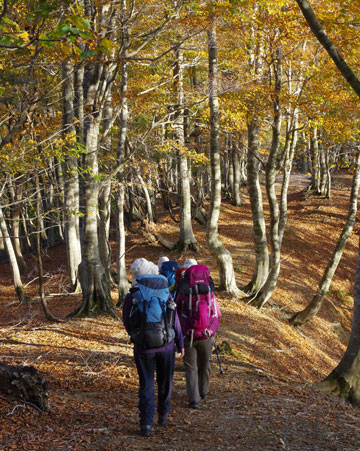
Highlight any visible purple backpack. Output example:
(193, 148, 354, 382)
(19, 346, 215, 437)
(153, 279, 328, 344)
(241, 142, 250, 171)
(175, 264, 221, 344)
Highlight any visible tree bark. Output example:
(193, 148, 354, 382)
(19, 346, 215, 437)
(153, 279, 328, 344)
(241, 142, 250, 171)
(206, 14, 239, 295)
(232, 140, 242, 206)
(116, 43, 130, 306)
(8, 176, 26, 271)
(74, 58, 116, 317)
(295, 0, 360, 99)
(0, 205, 29, 302)
(242, 120, 269, 294)
(35, 174, 58, 322)
(62, 58, 82, 292)
(247, 48, 283, 308)
(310, 126, 321, 194)
(173, 45, 198, 252)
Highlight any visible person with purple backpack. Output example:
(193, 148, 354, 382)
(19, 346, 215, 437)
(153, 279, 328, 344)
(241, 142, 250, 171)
(175, 262, 221, 409)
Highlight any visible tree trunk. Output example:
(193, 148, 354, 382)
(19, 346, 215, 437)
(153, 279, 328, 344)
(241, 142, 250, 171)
(35, 174, 58, 322)
(0, 205, 29, 302)
(173, 45, 198, 252)
(116, 49, 130, 306)
(242, 120, 269, 294)
(74, 58, 116, 317)
(290, 152, 360, 326)
(8, 176, 27, 271)
(62, 58, 82, 292)
(295, 0, 360, 99)
(76, 115, 114, 316)
(232, 140, 242, 206)
(98, 182, 112, 280)
(319, 131, 328, 196)
(310, 126, 321, 194)
(206, 15, 239, 295)
(248, 48, 283, 308)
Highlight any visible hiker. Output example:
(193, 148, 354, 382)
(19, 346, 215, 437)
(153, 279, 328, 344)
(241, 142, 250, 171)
(175, 263, 221, 409)
(157, 256, 169, 271)
(123, 258, 184, 438)
(159, 259, 180, 292)
(174, 258, 198, 286)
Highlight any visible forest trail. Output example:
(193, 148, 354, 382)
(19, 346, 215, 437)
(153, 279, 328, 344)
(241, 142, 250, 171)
(1, 172, 360, 450)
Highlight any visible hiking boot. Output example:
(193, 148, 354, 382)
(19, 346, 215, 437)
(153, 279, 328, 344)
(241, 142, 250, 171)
(158, 415, 167, 426)
(200, 395, 207, 401)
(140, 425, 152, 437)
(188, 401, 199, 409)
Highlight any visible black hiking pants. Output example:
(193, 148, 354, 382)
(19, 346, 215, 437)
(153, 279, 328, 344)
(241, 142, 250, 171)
(134, 347, 175, 426)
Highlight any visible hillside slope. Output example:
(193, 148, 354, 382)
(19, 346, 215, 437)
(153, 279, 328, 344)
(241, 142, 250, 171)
(0, 173, 359, 450)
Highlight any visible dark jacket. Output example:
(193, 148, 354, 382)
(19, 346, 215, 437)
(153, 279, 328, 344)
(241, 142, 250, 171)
(123, 289, 184, 354)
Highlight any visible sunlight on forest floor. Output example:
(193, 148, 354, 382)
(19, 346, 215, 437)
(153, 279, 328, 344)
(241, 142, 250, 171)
(1, 173, 359, 450)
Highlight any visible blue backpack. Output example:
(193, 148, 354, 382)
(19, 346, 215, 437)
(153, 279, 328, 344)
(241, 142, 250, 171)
(160, 260, 180, 287)
(129, 274, 176, 349)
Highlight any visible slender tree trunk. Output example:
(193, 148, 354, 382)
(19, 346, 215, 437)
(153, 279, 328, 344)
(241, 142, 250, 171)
(324, 147, 332, 199)
(173, 45, 198, 252)
(319, 131, 328, 196)
(206, 14, 239, 295)
(310, 126, 321, 194)
(295, 0, 360, 100)
(98, 91, 114, 286)
(116, 50, 130, 306)
(248, 48, 283, 308)
(0, 205, 29, 302)
(98, 182, 112, 276)
(290, 152, 360, 326)
(242, 120, 269, 294)
(62, 58, 82, 292)
(35, 174, 58, 321)
(232, 140, 242, 206)
(8, 176, 26, 271)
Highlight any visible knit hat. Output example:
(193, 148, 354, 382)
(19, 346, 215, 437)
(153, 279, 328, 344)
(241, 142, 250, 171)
(148, 262, 160, 275)
(131, 258, 154, 286)
(182, 258, 198, 268)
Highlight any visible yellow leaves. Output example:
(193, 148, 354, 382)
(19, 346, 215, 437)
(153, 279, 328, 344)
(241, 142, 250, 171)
(17, 31, 30, 43)
(154, 141, 210, 166)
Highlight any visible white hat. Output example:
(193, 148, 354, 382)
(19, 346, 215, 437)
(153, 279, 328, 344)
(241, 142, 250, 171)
(182, 258, 198, 268)
(131, 258, 155, 286)
(148, 262, 160, 275)
(157, 256, 169, 270)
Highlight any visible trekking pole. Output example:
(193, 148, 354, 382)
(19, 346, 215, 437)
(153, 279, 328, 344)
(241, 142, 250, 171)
(213, 341, 224, 375)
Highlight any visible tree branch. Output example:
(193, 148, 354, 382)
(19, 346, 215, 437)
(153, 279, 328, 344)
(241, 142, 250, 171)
(295, 0, 360, 99)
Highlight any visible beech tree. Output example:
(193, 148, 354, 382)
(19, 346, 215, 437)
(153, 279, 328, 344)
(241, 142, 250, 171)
(206, 7, 239, 294)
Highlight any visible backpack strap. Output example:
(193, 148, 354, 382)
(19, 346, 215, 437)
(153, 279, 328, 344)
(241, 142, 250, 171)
(195, 284, 201, 313)
(208, 286, 211, 317)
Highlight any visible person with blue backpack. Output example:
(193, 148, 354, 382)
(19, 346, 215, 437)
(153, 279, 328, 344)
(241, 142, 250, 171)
(175, 262, 221, 409)
(159, 259, 180, 293)
(123, 258, 184, 438)
(157, 256, 169, 271)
